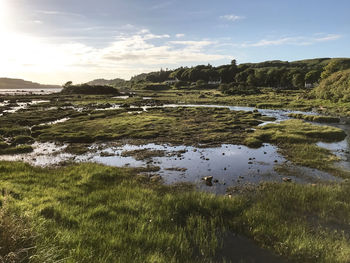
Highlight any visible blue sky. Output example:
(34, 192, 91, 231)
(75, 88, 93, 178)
(0, 0, 349, 84)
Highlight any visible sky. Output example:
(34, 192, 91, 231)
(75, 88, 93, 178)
(0, 0, 349, 84)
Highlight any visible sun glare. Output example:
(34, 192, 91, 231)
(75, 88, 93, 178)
(0, 0, 9, 31)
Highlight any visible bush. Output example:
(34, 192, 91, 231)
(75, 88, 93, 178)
(314, 69, 350, 102)
(61, 84, 120, 95)
(11, 135, 34, 145)
(219, 83, 261, 95)
(143, 84, 170, 91)
(174, 81, 188, 88)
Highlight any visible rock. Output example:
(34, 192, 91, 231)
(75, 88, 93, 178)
(248, 161, 253, 164)
(282, 177, 292, 182)
(202, 176, 213, 186)
(274, 160, 278, 163)
(213, 179, 219, 183)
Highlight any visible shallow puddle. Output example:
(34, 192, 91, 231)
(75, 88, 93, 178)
(0, 99, 348, 193)
(0, 141, 340, 193)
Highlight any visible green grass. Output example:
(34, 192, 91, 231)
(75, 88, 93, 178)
(0, 161, 247, 262)
(35, 107, 266, 146)
(288, 113, 340, 123)
(0, 141, 33, 155)
(245, 119, 348, 175)
(1, 161, 350, 262)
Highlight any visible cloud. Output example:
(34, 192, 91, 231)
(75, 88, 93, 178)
(150, 1, 174, 10)
(314, 34, 341, 42)
(220, 14, 245, 22)
(242, 34, 342, 47)
(36, 10, 85, 18)
(0, 29, 225, 83)
(175, 33, 185, 38)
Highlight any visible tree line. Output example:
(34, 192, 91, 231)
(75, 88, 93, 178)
(130, 58, 350, 89)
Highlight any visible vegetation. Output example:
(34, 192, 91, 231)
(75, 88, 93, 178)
(288, 113, 340, 123)
(314, 69, 350, 102)
(61, 83, 120, 95)
(35, 107, 267, 146)
(130, 58, 350, 90)
(245, 119, 347, 174)
(1, 56, 350, 262)
(1, 161, 350, 262)
(219, 83, 261, 95)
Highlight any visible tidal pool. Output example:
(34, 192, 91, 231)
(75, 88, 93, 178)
(0, 99, 348, 193)
(0, 141, 340, 193)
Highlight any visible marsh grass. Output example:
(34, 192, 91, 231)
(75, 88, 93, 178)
(36, 107, 266, 146)
(0, 195, 35, 263)
(0, 161, 247, 262)
(1, 161, 350, 262)
(245, 119, 348, 175)
(288, 113, 340, 123)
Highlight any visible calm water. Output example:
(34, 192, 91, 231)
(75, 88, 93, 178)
(0, 88, 62, 95)
(0, 98, 348, 193)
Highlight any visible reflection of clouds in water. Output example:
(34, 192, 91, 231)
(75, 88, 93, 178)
(0, 102, 348, 193)
(0, 141, 340, 194)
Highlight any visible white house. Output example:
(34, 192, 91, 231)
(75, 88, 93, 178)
(164, 78, 179, 85)
(305, 82, 314, 88)
(208, 78, 222, 85)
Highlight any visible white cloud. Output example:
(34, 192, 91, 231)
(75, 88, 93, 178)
(36, 10, 85, 18)
(150, 1, 174, 10)
(220, 14, 245, 22)
(0, 29, 224, 83)
(242, 34, 342, 47)
(314, 34, 341, 42)
(175, 33, 185, 38)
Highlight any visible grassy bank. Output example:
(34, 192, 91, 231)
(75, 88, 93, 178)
(288, 113, 340, 123)
(1, 161, 350, 262)
(35, 107, 269, 146)
(245, 119, 348, 176)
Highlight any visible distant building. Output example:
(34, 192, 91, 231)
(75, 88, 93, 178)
(208, 78, 222, 85)
(305, 82, 314, 88)
(164, 78, 179, 85)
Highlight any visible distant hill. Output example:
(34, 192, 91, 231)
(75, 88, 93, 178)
(0, 78, 61, 89)
(86, 78, 126, 87)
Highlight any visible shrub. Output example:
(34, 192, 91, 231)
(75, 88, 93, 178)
(61, 84, 120, 95)
(219, 83, 261, 95)
(314, 69, 350, 102)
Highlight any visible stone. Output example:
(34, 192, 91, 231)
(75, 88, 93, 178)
(282, 177, 292, 182)
(202, 176, 213, 186)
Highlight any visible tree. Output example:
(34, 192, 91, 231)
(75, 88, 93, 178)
(292, 73, 304, 89)
(247, 73, 258, 86)
(321, 59, 343, 79)
(63, 81, 73, 88)
(305, 70, 321, 84)
(231, 59, 237, 66)
(235, 71, 248, 83)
